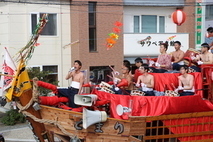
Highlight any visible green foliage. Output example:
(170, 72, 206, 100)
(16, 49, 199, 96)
(27, 67, 59, 96)
(0, 109, 26, 125)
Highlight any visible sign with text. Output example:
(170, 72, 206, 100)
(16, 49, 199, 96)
(124, 33, 189, 56)
(196, 2, 202, 45)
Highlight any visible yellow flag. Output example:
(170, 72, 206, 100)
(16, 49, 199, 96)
(6, 59, 32, 101)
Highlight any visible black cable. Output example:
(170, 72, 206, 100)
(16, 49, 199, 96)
(0, 0, 213, 6)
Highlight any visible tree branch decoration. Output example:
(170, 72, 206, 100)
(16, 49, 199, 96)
(16, 14, 48, 62)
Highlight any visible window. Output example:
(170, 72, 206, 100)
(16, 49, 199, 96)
(133, 15, 165, 33)
(43, 65, 58, 83)
(142, 15, 157, 33)
(31, 13, 57, 36)
(29, 65, 58, 84)
(159, 16, 165, 33)
(88, 2, 97, 52)
(134, 16, 140, 33)
(206, 5, 213, 20)
(90, 66, 112, 84)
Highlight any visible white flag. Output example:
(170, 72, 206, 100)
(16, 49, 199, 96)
(0, 47, 16, 97)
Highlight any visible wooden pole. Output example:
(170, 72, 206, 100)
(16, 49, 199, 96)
(0, 73, 14, 77)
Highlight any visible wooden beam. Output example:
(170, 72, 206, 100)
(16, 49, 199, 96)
(144, 131, 213, 140)
(146, 122, 213, 129)
(128, 136, 142, 142)
(145, 111, 213, 121)
(0, 73, 14, 77)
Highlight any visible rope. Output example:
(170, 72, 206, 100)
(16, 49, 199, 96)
(15, 77, 76, 139)
(16, 77, 39, 112)
(22, 111, 75, 138)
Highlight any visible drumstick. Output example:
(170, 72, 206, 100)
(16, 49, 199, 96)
(109, 65, 115, 72)
(107, 75, 113, 79)
(109, 65, 119, 76)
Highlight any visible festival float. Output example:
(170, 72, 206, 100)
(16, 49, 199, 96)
(2, 14, 213, 142)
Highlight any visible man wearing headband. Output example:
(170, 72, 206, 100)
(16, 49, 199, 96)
(170, 41, 185, 70)
(193, 43, 213, 65)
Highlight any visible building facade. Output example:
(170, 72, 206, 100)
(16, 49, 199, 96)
(70, 0, 123, 84)
(123, 0, 196, 63)
(205, 0, 213, 46)
(0, 0, 202, 87)
(0, 0, 71, 87)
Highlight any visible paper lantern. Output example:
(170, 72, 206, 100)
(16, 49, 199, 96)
(171, 9, 186, 26)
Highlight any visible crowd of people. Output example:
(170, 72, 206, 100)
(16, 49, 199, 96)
(61, 29, 213, 107)
(113, 40, 213, 97)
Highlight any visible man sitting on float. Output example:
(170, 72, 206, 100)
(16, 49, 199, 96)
(149, 43, 172, 73)
(175, 65, 195, 96)
(113, 64, 133, 95)
(136, 65, 155, 96)
(191, 43, 213, 65)
(170, 41, 185, 71)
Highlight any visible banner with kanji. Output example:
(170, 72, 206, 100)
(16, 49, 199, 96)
(0, 47, 16, 97)
(5, 59, 31, 101)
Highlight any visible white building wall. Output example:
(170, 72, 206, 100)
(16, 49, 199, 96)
(123, 6, 177, 33)
(123, 6, 183, 59)
(0, 2, 71, 87)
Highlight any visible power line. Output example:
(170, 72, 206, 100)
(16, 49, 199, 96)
(0, 0, 213, 6)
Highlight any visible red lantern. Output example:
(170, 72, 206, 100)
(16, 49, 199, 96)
(171, 9, 186, 26)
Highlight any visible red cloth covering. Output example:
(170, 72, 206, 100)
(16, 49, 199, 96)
(39, 96, 68, 106)
(92, 89, 213, 119)
(133, 69, 141, 82)
(152, 72, 203, 96)
(92, 72, 212, 141)
(92, 89, 213, 141)
(37, 81, 58, 93)
(134, 72, 203, 97)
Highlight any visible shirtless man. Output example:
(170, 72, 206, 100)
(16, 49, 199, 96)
(194, 43, 213, 65)
(114, 64, 133, 95)
(136, 65, 155, 96)
(171, 41, 185, 70)
(175, 65, 195, 96)
(66, 60, 84, 93)
(58, 60, 84, 108)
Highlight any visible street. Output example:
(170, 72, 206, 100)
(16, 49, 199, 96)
(0, 111, 36, 142)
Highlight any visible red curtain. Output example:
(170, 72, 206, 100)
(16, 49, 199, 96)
(164, 117, 213, 141)
(92, 89, 213, 119)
